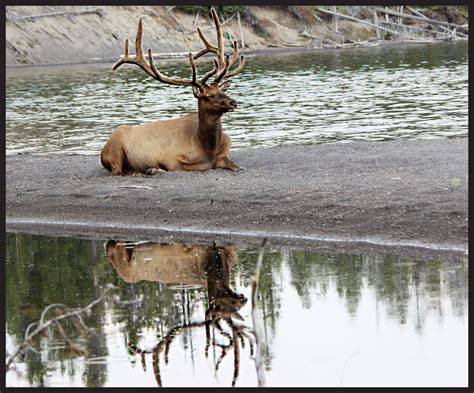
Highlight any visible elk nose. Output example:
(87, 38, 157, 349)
(230, 99, 237, 108)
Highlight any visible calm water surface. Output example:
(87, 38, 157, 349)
(5, 233, 468, 387)
(6, 41, 468, 155)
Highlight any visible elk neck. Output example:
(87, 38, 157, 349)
(206, 250, 230, 295)
(197, 104, 223, 153)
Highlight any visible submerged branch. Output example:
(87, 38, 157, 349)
(6, 284, 117, 371)
(251, 237, 268, 387)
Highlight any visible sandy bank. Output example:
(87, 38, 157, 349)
(6, 139, 468, 259)
(6, 6, 467, 67)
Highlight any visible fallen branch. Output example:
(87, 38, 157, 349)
(319, 41, 380, 49)
(278, 40, 311, 47)
(316, 8, 412, 39)
(6, 284, 118, 371)
(237, 12, 245, 48)
(7, 7, 104, 22)
(373, 6, 468, 34)
(379, 19, 439, 37)
(313, 12, 339, 34)
(333, 6, 339, 34)
(165, 6, 184, 32)
(251, 238, 267, 387)
(405, 6, 468, 38)
(193, 11, 200, 27)
(185, 11, 238, 35)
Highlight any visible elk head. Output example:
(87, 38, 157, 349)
(206, 241, 247, 321)
(112, 8, 245, 117)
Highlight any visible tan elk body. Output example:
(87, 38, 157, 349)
(105, 241, 246, 318)
(105, 241, 236, 285)
(101, 9, 245, 175)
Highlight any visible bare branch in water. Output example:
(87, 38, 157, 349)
(6, 284, 118, 371)
(251, 238, 268, 387)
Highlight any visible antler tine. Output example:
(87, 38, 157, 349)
(124, 38, 129, 57)
(228, 40, 239, 68)
(214, 54, 230, 83)
(210, 8, 226, 70)
(194, 27, 218, 60)
(193, 9, 246, 84)
(221, 40, 245, 80)
(200, 58, 219, 85)
(112, 18, 155, 78)
(113, 18, 198, 87)
(231, 328, 241, 387)
(147, 49, 197, 86)
(188, 52, 202, 88)
(224, 54, 246, 79)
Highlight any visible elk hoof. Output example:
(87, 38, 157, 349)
(145, 167, 166, 176)
(234, 166, 245, 172)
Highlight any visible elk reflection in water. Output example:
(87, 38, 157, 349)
(105, 240, 255, 386)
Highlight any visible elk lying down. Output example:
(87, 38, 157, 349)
(105, 240, 247, 319)
(101, 8, 246, 176)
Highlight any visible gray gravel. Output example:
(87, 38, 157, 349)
(6, 139, 468, 259)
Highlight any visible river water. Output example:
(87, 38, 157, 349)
(6, 41, 468, 155)
(5, 233, 468, 387)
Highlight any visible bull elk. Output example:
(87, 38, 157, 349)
(105, 240, 255, 386)
(101, 8, 246, 176)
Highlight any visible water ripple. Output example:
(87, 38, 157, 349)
(6, 41, 468, 155)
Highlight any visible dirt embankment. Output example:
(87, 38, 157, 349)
(5, 6, 468, 66)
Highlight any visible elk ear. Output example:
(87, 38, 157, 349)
(219, 80, 232, 92)
(192, 85, 201, 99)
(233, 312, 245, 321)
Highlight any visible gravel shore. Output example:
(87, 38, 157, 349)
(6, 139, 468, 259)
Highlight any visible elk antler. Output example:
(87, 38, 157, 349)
(128, 317, 254, 387)
(112, 18, 208, 88)
(194, 8, 246, 82)
(112, 9, 245, 91)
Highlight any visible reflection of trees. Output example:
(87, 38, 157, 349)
(289, 251, 364, 315)
(6, 233, 110, 387)
(287, 250, 468, 330)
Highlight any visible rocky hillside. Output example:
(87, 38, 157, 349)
(6, 5, 468, 66)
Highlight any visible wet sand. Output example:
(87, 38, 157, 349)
(6, 139, 468, 259)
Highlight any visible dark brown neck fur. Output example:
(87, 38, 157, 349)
(197, 102, 223, 153)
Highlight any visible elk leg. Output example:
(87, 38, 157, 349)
(102, 141, 126, 176)
(214, 134, 241, 171)
(145, 167, 167, 176)
(215, 157, 240, 171)
(181, 161, 213, 171)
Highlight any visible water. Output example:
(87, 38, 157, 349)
(5, 233, 468, 387)
(6, 41, 468, 155)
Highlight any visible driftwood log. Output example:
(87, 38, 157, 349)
(316, 8, 412, 39)
(373, 7, 468, 34)
(6, 7, 104, 22)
